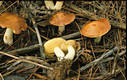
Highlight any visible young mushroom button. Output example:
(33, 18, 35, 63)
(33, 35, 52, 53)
(80, 18, 111, 43)
(0, 13, 27, 45)
(49, 12, 75, 35)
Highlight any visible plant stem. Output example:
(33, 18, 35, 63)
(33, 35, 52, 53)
(94, 36, 102, 43)
(58, 26, 65, 35)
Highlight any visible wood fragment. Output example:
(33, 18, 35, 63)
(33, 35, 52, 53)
(61, 32, 80, 39)
(0, 44, 40, 59)
(80, 46, 120, 72)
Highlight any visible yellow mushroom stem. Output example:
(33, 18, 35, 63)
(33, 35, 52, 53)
(94, 36, 102, 44)
(3, 28, 13, 46)
(54, 1, 64, 10)
(58, 26, 65, 35)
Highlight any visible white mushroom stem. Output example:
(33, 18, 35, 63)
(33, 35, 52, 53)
(3, 28, 13, 46)
(54, 1, 64, 10)
(44, 0, 55, 10)
(64, 46, 75, 60)
(54, 47, 65, 61)
(58, 26, 65, 35)
(94, 36, 102, 44)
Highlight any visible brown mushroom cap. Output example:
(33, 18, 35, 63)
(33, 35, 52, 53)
(80, 19, 111, 38)
(0, 13, 27, 34)
(49, 12, 75, 26)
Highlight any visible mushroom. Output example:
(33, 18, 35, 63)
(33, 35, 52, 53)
(0, 13, 27, 45)
(43, 37, 79, 59)
(80, 18, 111, 43)
(44, 0, 64, 10)
(49, 12, 75, 35)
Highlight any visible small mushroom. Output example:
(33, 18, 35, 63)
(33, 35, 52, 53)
(80, 18, 111, 43)
(0, 13, 27, 45)
(49, 12, 75, 35)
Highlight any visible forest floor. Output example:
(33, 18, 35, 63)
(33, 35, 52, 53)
(0, 1, 126, 80)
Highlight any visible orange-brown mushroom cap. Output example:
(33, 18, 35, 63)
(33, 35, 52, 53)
(80, 19, 111, 38)
(0, 13, 27, 34)
(49, 12, 75, 26)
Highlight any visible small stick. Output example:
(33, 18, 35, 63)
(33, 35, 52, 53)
(0, 51, 53, 70)
(0, 73, 4, 80)
(32, 19, 45, 58)
(0, 51, 19, 59)
(17, 59, 53, 70)
(0, 44, 40, 58)
(80, 46, 120, 72)
(61, 32, 80, 39)
(22, 1, 45, 59)
(99, 50, 126, 63)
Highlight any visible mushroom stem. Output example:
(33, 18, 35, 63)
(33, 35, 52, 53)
(58, 26, 65, 35)
(44, 0, 55, 10)
(3, 28, 13, 46)
(64, 46, 75, 60)
(54, 1, 64, 10)
(54, 47, 65, 61)
(94, 36, 102, 44)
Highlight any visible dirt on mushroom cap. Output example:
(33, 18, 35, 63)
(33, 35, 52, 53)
(0, 13, 27, 34)
(49, 12, 75, 26)
(80, 19, 111, 38)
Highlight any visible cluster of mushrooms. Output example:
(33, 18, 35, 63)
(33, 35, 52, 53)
(0, 1, 111, 60)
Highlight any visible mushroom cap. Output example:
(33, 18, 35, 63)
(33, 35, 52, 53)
(44, 38, 66, 57)
(0, 13, 27, 34)
(80, 19, 111, 38)
(49, 12, 75, 26)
